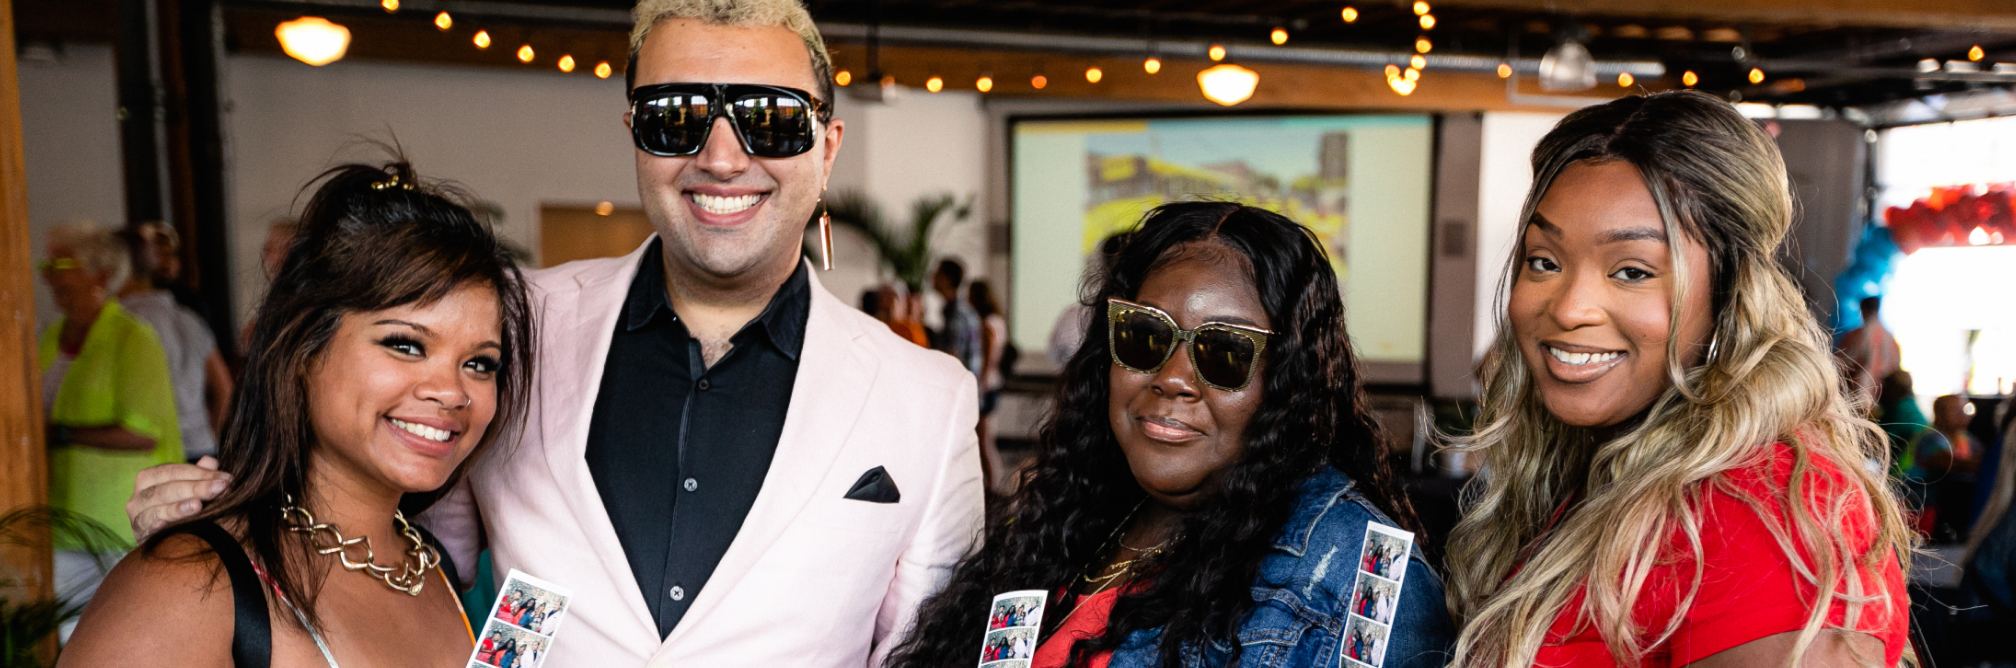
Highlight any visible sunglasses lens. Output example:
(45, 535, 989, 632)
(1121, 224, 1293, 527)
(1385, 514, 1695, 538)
(1192, 328, 1259, 389)
(1110, 308, 1175, 373)
(730, 94, 816, 157)
(633, 93, 712, 155)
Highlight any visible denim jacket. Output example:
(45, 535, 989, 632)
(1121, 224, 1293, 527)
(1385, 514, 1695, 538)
(1101, 468, 1457, 668)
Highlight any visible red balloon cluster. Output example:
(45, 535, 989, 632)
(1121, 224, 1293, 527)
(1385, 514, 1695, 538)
(1884, 183, 2016, 254)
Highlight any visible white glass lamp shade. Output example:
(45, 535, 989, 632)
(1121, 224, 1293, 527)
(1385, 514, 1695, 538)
(1197, 64, 1259, 106)
(276, 17, 351, 66)
(1538, 40, 1596, 92)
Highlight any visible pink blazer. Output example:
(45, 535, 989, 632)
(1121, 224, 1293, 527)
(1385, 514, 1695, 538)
(422, 238, 985, 667)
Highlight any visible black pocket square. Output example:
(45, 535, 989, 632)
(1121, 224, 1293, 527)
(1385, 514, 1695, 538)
(844, 466, 901, 503)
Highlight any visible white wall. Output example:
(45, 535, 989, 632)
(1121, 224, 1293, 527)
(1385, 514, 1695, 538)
(222, 54, 641, 328)
(1473, 112, 1566, 362)
(18, 44, 126, 329)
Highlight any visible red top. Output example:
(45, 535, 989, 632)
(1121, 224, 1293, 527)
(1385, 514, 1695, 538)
(1031, 588, 1120, 668)
(1534, 444, 1909, 667)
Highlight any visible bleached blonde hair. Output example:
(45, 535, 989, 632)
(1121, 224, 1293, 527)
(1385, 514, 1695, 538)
(46, 219, 132, 292)
(627, 0, 834, 104)
(1445, 91, 1916, 668)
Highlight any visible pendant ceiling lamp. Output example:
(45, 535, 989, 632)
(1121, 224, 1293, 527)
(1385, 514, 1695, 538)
(1538, 39, 1596, 91)
(276, 16, 351, 66)
(1197, 63, 1259, 106)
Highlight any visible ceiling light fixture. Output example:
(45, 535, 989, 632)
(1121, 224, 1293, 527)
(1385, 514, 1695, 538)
(1748, 67, 1764, 84)
(1410, 54, 1426, 69)
(1032, 74, 1048, 89)
(1970, 45, 1986, 62)
(380, 0, 398, 12)
(1496, 62, 1512, 78)
(1682, 70, 1698, 86)
(517, 45, 535, 63)
(1412, 1, 1430, 16)
(1419, 14, 1435, 30)
(1144, 57, 1162, 74)
(1618, 72, 1634, 87)
(1341, 6, 1358, 23)
(926, 76, 944, 92)
(836, 70, 852, 86)
(434, 12, 452, 30)
(1209, 44, 1227, 61)
(1271, 28, 1289, 45)
(1415, 38, 1432, 53)
(595, 61, 612, 79)
(275, 16, 350, 66)
(1197, 63, 1259, 106)
(1537, 39, 1596, 91)
(558, 55, 575, 72)
(473, 30, 491, 49)
(976, 75, 993, 92)
(1085, 67, 1103, 83)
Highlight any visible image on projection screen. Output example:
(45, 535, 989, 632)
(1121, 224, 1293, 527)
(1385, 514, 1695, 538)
(1011, 114, 1433, 372)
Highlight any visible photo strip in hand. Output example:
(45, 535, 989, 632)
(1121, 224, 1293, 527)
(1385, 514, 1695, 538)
(1341, 522, 1415, 668)
(979, 590, 1047, 668)
(469, 569, 574, 668)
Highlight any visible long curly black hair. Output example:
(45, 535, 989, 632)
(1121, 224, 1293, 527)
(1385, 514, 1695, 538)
(886, 201, 1419, 668)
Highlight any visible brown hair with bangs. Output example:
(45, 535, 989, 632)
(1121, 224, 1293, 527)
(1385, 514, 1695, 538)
(141, 160, 536, 629)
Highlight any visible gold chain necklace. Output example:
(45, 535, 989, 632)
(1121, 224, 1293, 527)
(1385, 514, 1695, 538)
(1055, 501, 1175, 628)
(281, 497, 439, 596)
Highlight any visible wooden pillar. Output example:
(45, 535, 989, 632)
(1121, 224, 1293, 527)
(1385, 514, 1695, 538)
(0, 0, 56, 608)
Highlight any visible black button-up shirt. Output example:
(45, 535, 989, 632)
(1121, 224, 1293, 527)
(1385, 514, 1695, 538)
(582, 243, 808, 638)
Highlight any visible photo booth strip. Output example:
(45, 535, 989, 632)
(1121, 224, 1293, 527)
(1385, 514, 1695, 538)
(469, 569, 576, 668)
(1341, 522, 1415, 668)
(979, 590, 1048, 667)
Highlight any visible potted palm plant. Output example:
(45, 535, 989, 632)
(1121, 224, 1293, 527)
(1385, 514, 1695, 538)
(1, 506, 127, 668)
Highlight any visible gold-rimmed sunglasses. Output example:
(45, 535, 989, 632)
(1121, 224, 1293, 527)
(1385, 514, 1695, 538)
(1107, 298, 1272, 392)
(35, 258, 81, 272)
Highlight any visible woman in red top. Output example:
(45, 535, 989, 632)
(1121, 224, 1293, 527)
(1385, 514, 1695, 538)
(1444, 91, 1915, 667)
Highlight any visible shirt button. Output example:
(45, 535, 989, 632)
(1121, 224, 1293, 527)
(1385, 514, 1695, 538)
(669, 586, 685, 601)
(697, 378, 711, 391)
(683, 478, 699, 492)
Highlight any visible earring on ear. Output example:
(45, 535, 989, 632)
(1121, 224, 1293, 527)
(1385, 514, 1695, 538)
(817, 189, 834, 271)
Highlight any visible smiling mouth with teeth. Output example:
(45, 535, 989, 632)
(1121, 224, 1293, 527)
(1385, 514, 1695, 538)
(690, 192, 763, 215)
(1546, 345, 1623, 366)
(389, 418, 454, 443)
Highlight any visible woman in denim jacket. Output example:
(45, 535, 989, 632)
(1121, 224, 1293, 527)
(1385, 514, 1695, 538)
(886, 203, 1456, 668)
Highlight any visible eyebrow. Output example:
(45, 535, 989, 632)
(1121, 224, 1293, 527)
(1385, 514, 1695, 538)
(1526, 214, 1667, 244)
(374, 319, 433, 336)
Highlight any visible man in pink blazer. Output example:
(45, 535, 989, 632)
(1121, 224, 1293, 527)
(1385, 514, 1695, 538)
(127, 1, 984, 665)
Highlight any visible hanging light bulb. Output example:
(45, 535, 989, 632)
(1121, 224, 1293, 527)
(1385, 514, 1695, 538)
(1085, 67, 1103, 83)
(1538, 39, 1596, 91)
(1404, 67, 1419, 81)
(1032, 74, 1048, 89)
(1144, 57, 1162, 74)
(976, 75, 994, 92)
(1419, 14, 1436, 30)
(1197, 63, 1259, 106)
(381, 0, 398, 12)
(275, 16, 350, 66)
(1618, 72, 1634, 87)
(1496, 62, 1512, 78)
(434, 11, 452, 30)
(1748, 67, 1765, 84)
(835, 70, 852, 86)
(1388, 74, 1416, 95)
(558, 55, 575, 72)
(1682, 70, 1698, 86)
(1412, 1, 1430, 16)
(595, 201, 614, 216)
(1970, 45, 1985, 61)
(1410, 54, 1426, 69)
(473, 30, 491, 49)
(1208, 44, 1227, 61)
(595, 61, 612, 79)
(926, 76, 944, 92)
(517, 45, 535, 63)
(1341, 6, 1358, 22)
(1271, 28, 1289, 45)
(1415, 38, 1432, 53)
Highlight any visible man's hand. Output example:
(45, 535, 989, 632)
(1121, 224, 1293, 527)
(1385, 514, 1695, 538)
(127, 456, 231, 540)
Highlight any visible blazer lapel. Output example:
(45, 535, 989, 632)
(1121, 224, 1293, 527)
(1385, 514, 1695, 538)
(664, 268, 879, 645)
(531, 239, 659, 637)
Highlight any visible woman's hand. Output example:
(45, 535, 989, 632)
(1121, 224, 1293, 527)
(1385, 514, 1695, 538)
(125, 456, 231, 539)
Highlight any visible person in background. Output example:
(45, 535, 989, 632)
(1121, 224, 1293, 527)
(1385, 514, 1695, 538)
(119, 221, 233, 462)
(880, 282, 930, 347)
(969, 279, 1012, 495)
(886, 202, 1455, 668)
(1048, 234, 1129, 369)
(934, 258, 983, 374)
(1912, 394, 1982, 542)
(1876, 371, 1930, 473)
(37, 220, 182, 640)
(1445, 91, 1911, 667)
(1838, 296, 1901, 404)
(243, 219, 301, 347)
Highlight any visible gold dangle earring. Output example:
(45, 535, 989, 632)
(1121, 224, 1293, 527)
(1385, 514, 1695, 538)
(817, 188, 834, 271)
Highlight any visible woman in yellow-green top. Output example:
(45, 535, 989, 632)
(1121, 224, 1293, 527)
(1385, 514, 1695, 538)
(38, 220, 181, 551)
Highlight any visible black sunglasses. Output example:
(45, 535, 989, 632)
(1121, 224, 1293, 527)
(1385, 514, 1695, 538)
(628, 83, 832, 158)
(1107, 298, 1272, 392)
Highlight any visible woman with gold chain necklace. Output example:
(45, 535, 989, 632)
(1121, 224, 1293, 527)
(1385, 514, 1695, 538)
(886, 202, 1456, 668)
(59, 160, 534, 668)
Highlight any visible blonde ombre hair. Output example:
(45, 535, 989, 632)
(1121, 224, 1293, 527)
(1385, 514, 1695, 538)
(626, 0, 834, 105)
(1445, 91, 1916, 667)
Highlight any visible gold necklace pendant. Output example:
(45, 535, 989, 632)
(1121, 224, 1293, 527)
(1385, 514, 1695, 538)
(282, 498, 439, 596)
